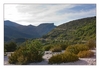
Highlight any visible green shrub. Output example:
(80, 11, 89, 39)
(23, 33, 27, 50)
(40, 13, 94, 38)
(66, 44, 89, 54)
(9, 47, 27, 64)
(60, 44, 68, 50)
(86, 39, 96, 49)
(50, 46, 62, 52)
(48, 52, 79, 64)
(17, 55, 28, 64)
(4, 42, 17, 52)
(8, 52, 18, 64)
(43, 45, 52, 51)
(49, 54, 62, 64)
(78, 50, 94, 58)
(8, 40, 44, 65)
(62, 52, 79, 62)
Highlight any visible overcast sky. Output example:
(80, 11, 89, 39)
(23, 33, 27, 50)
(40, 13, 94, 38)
(4, 4, 96, 26)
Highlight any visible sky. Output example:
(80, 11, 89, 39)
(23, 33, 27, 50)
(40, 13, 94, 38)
(4, 4, 96, 26)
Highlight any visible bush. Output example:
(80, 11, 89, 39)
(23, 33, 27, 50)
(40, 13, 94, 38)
(43, 43, 68, 51)
(4, 42, 17, 52)
(61, 52, 79, 63)
(49, 54, 62, 64)
(60, 44, 68, 50)
(66, 44, 89, 54)
(8, 40, 44, 65)
(78, 50, 94, 58)
(86, 39, 96, 49)
(9, 46, 26, 64)
(50, 46, 62, 52)
(8, 52, 18, 64)
(48, 52, 79, 64)
(43, 45, 52, 51)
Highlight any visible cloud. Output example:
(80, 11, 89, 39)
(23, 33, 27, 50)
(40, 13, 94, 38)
(4, 4, 96, 26)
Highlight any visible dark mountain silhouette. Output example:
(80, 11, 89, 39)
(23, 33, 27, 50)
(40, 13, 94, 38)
(4, 20, 56, 42)
(4, 20, 22, 27)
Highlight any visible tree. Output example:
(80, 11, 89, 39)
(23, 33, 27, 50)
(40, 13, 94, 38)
(4, 42, 17, 52)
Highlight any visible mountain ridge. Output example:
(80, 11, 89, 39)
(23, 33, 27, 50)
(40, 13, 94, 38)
(4, 20, 23, 27)
(4, 20, 56, 42)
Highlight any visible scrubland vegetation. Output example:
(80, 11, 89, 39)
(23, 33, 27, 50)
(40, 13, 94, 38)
(5, 39, 95, 65)
(48, 52, 79, 64)
(8, 40, 44, 64)
(4, 16, 96, 65)
(77, 50, 94, 58)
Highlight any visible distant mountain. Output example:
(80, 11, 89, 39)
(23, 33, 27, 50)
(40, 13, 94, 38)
(4, 25, 33, 40)
(4, 20, 22, 27)
(42, 16, 96, 44)
(4, 20, 56, 42)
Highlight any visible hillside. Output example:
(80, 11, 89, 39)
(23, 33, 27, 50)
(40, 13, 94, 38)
(42, 16, 96, 44)
(4, 20, 56, 42)
(36, 23, 56, 36)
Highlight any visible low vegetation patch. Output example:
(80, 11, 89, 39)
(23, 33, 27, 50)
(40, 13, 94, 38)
(86, 39, 96, 49)
(8, 40, 44, 65)
(66, 44, 89, 54)
(48, 52, 79, 64)
(43, 45, 52, 51)
(59, 43, 68, 50)
(50, 46, 62, 52)
(77, 50, 94, 58)
(4, 42, 17, 52)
